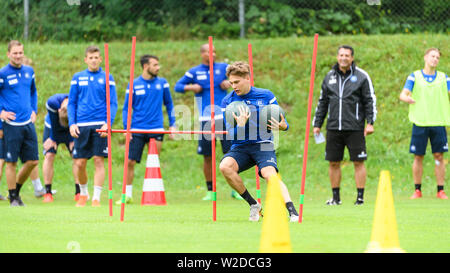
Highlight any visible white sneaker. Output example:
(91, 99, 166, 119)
(249, 203, 263, 222)
(34, 188, 46, 197)
(289, 214, 299, 222)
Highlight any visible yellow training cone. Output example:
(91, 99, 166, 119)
(259, 174, 292, 253)
(365, 170, 405, 253)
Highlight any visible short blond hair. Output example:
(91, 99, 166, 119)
(226, 61, 250, 78)
(425, 48, 441, 57)
(85, 45, 101, 56)
(8, 40, 23, 52)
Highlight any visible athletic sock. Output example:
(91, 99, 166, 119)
(93, 186, 102, 201)
(16, 183, 23, 195)
(45, 184, 52, 194)
(9, 189, 17, 200)
(285, 201, 298, 216)
(240, 189, 257, 206)
(75, 183, 80, 195)
(437, 185, 444, 192)
(32, 179, 43, 192)
(415, 184, 422, 191)
(206, 181, 213, 191)
(126, 185, 133, 198)
(79, 183, 88, 196)
(357, 188, 364, 200)
(332, 187, 340, 201)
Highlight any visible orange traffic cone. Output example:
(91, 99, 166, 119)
(141, 138, 167, 206)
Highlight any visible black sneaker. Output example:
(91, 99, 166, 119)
(10, 198, 20, 207)
(16, 196, 25, 206)
(354, 198, 364, 205)
(326, 198, 342, 205)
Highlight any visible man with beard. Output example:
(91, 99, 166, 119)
(120, 55, 176, 204)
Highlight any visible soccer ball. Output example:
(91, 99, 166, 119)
(225, 101, 250, 127)
(259, 104, 286, 128)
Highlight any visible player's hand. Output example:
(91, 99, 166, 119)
(123, 132, 133, 140)
(232, 105, 251, 127)
(364, 124, 374, 136)
(189, 84, 203, 94)
(99, 124, 108, 138)
(30, 111, 37, 123)
(220, 80, 231, 90)
(168, 126, 176, 140)
(0, 110, 16, 122)
(268, 114, 287, 131)
(70, 124, 80, 138)
(313, 127, 321, 136)
(69, 141, 74, 152)
(0, 129, 3, 139)
(43, 138, 57, 152)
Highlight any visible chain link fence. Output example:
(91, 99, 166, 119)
(2, 0, 449, 42)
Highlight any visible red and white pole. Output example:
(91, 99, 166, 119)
(298, 33, 319, 223)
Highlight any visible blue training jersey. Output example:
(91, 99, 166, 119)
(0, 64, 38, 125)
(68, 68, 118, 127)
(221, 86, 289, 149)
(403, 70, 450, 91)
(174, 62, 229, 121)
(45, 93, 73, 141)
(123, 76, 175, 130)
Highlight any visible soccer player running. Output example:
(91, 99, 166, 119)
(219, 61, 299, 222)
(175, 44, 243, 201)
(312, 45, 377, 206)
(0, 40, 39, 206)
(41, 94, 80, 203)
(399, 48, 449, 199)
(68, 46, 118, 207)
(119, 54, 176, 204)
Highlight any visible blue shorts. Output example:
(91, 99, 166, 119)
(0, 138, 4, 159)
(198, 120, 231, 156)
(410, 124, 448, 155)
(43, 126, 73, 155)
(222, 142, 278, 178)
(73, 125, 108, 159)
(2, 122, 39, 163)
(129, 133, 164, 163)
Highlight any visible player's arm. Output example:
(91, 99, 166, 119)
(68, 75, 79, 138)
(174, 70, 202, 94)
(122, 83, 133, 129)
(312, 79, 330, 134)
(30, 72, 38, 122)
(108, 75, 118, 125)
(163, 82, 176, 128)
(399, 73, 416, 104)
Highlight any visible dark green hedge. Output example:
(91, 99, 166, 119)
(1, 0, 448, 41)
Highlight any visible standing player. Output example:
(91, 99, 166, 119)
(119, 54, 176, 204)
(68, 45, 118, 207)
(41, 93, 80, 203)
(0, 40, 39, 206)
(312, 45, 376, 206)
(399, 48, 449, 199)
(175, 44, 242, 201)
(219, 61, 299, 222)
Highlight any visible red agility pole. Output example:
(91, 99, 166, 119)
(208, 36, 217, 222)
(104, 43, 113, 217)
(96, 129, 227, 135)
(247, 43, 261, 204)
(298, 33, 319, 223)
(121, 36, 137, 222)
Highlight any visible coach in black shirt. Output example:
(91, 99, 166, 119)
(312, 45, 377, 206)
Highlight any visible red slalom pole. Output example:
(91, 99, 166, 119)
(208, 36, 217, 222)
(121, 36, 136, 222)
(298, 33, 319, 223)
(248, 43, 261, 204)
(104, 43, 113, 217)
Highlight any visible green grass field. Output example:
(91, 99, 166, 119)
(0, 34, 449, 253)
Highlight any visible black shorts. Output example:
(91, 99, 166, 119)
(2, 122, 39, 163)
(197, 120, 231, 156)
(325, 130, 367, 162)
(129, 133, 164, 163)
(42, 126, 73, 155)
(73, 124, 107, 159)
